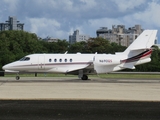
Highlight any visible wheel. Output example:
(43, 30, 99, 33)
(81, 75, 88, 80)
(16, 76, 20, 80)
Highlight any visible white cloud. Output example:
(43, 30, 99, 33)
(26, 0, 57, 7)
(48, 0, 96, 13)
(2, 0, 19, 12)
(113, 0, 146, 12)
(28, 18, 63, 38)
(61, 0, 74, 12)
(79, 0, 97, 10)
(133, 1, 160, 27)
(0, 0, 160, 42)
(68, 18, 123, 38)
(119, 0, 160, 30)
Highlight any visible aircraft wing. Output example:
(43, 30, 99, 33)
(66, 62, 95, 75)
(3, 70, 19, 73)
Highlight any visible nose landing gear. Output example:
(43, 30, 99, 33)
(16, 76, 20, 80)
(16, 73, 20, 80)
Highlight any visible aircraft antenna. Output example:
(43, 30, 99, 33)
(64, 51, 68, 54)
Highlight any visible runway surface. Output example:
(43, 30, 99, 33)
(0, 77, 160, 119)
(0, 100, 160, 120)
(0, 77, 160, 101)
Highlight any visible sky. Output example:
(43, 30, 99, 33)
(0, 0, 160, 43)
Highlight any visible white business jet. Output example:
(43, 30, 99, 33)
(2, 30, 157, 80)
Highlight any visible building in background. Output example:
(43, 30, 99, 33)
(69, 30, 90, 44)
(96, 25, 143, 47)
(43, 36, 59, 42)
(0, 16, 24, 31)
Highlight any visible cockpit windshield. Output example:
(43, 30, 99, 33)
(19, 57, 30, 61)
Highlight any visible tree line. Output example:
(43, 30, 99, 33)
(0, 30, 160, 71)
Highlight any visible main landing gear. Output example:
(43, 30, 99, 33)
(78, 70, 89, 80)
(81, 75, 88, 80)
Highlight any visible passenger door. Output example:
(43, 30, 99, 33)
(38, 56, 45, 69)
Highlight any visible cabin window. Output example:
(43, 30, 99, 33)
(70, 59, 72, 62)
(49, 59, 52, 62)
(25, 57, 30, 61)
(59, 59, 62, 62)
(54, 59, 57, 62)
(65, 59, 67, 62)
(19, 57, 24, 61)
(19, 57, 30, 61)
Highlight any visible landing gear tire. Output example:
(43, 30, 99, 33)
(16, 76, 20, 80)
(81, 75, 88, 80)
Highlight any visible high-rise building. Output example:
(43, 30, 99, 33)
(69, 30, 90, 44)
(0, 16, 24, 31)
(96, 25, 143, 47)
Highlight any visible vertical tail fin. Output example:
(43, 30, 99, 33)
(123, 30, 157, 55)
(119, 30, 158, 69)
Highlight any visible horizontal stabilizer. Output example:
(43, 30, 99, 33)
(119, 63, 135, 69)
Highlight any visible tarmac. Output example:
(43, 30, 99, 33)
(0, 77, 160, 120)
(0, 77, 160, 101)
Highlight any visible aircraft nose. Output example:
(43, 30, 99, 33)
(2, 64, 9, 70)
(2, 65, 6, 70)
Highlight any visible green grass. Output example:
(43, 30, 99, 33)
(99, 73, 160, 79)
(4, 73, 160, 79)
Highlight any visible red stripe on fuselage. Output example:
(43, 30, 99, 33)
(121, 49, 152, 63)
(11, 62, 93, 68)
